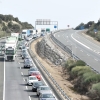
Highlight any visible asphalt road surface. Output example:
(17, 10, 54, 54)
(0, 39, 5, 100)
(54, 29, 100, 73)
(4, 48, 43, 100)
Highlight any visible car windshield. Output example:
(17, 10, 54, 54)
(42, 94, 54, 98)
(25, 62, 31, 64)
(29, 77, 37, 80)
(29, 68, 38, 71)
(32, 72, 40, 75)
(34, 82, 43, 86)
(41, 87, 50, 90)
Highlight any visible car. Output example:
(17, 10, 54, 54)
(39, 92, 56, 100)
(22, 53, 29, 59)
(32, 81, 45, 92)
(21, 51, 27, 57)
(37, 86, 52, 96)
(24, 61, 33, 68)
(28, 67, 38, 75)
(26, 76, 38, 85)
(21, 46, 26, 50)
(19, 42, 24, 49)
(24, 57, 32, 62)
(31, 71, 41, 81)
(25, 37, 32, 41)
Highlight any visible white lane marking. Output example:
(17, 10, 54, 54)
(80, 50, 83, 52)
(3, 57, 5, 100)
(87, 54, 90, 56)
(54, 34, 55, 37)
(20, 67, 21, 69)
(21, 72, 23, 75)
(23, 78, 25, 81)
(71, 34, 92, 50)
(26, 86, 28, 90)
(29, 96, 31, 100)
(95, 59, 98, 61)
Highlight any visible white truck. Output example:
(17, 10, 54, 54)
(5, 33, 19, 61)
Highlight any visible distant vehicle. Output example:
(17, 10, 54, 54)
(39, 92, 56, 100)
(37, 86, 52, 96)
(22, 53, 29, 59)
(28, 67, 38, 75)
(24, 60, 33, 68)
(25, 36, 32, 41)
(21, 29, 31, 39)
(24, 57, 32, 62)
(26, 76, 38, 85)
(32, 81, 45, 92)
(31, 71, 41, 81)
(21, 50, 27, 57)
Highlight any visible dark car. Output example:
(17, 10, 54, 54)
(32, 81, 45, 92)
(24, 61, 33, 68)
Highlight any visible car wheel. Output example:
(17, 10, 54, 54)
(32, 88, 34, 92)
(37, 93, 39, 96)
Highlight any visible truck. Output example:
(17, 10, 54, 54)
(21, 29, 32, 39)
(5, 33, 19, 61)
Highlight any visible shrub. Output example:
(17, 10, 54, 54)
(71, 66, 90, 78)
(66, 59, 76, 71)
(75, 60, 86, 66)
(89, 83, 100, 99)
(82, 72, 100, 85)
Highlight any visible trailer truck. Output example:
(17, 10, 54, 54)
(5, 33, 19, 61)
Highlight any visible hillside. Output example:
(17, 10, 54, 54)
(75, 19, 100, 41)
(0, 14, 34, 37)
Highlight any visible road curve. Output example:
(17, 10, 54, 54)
(54, 29, 100, 73)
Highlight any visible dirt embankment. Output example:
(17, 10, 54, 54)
(31, 38, 90, 100)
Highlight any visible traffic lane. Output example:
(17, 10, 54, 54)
(0, 57, 4, 100)
(20, 59, 46, 100)
(73, 47, 100, 73)
(71, 32, 100, 53)
(56, 31, 100, 60)
(5, 59, 29, 100)
(67, 32, 100, 60)
(17, 52, 39, 100)
(0, 39, 5, 100)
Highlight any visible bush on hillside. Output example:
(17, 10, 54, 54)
(71, 66, 90, 78)
(75, 60, 86, 66)
(89, 83, 100, 99)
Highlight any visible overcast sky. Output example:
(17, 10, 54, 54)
(0, 0, 100, 30)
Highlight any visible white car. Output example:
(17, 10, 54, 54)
(27, 76, 38, 85)
(37, 86, 52, 96)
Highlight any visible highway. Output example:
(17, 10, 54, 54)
(54, 29, 100, 73)
(0, 38, 59, 100)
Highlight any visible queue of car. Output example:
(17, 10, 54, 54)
(18, 38, 57, 100)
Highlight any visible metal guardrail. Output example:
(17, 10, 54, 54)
(50, 31, 100, 74)
(28, 36, 71, 100)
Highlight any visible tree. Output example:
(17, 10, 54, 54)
(0, 18, 2, 23)
(14, 17, 19, 22)
(2, 26, 8, 31)
(11, 24, 21, 32)
(8, 22, 13, 28)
